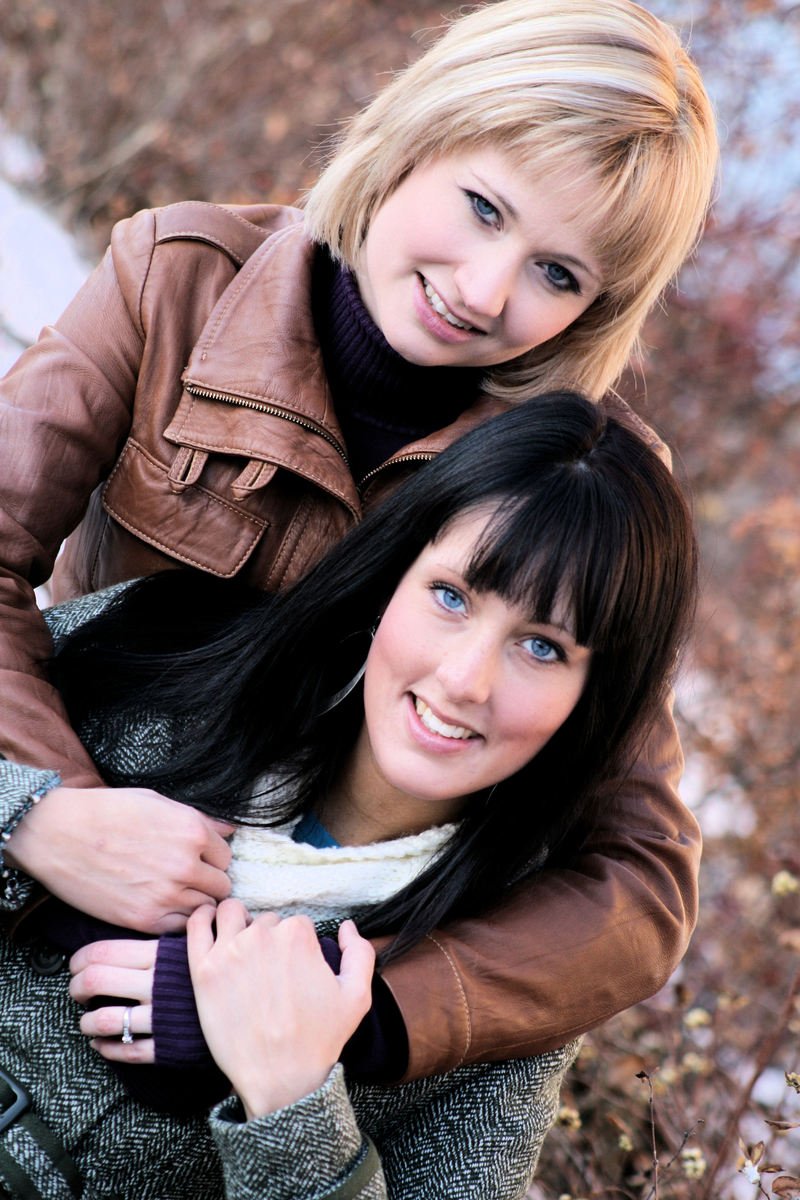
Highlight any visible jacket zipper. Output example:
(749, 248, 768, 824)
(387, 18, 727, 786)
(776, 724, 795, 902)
(185, 383, 349, 465)
(187, 384, 438, 498)
(358, 451, 436, 494)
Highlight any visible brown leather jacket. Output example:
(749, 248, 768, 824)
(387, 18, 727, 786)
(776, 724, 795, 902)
(0, 201, 700, 1081)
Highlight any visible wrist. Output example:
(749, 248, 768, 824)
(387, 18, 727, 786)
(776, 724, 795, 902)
(1, 772, 61, 876)
(238, 1062, 333, 1120)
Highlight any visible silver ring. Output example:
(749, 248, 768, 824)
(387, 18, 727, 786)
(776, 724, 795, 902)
(121, 1006, 134, 1045)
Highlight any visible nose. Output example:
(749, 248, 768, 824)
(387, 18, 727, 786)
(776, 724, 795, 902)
(435, 634, 496, 706)
(454, 249, 518, 320)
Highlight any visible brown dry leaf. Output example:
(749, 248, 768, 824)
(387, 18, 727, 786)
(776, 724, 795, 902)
(765, 1120, 800, 1134)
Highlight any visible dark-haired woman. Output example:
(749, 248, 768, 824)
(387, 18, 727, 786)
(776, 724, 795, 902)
(0, 395, 697, 1197)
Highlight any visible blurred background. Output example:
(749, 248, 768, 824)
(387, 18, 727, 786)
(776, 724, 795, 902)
(0, 1, 797, 1195)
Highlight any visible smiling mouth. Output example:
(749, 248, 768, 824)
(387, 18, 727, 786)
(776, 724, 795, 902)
(415, 696, 477, 741)
(422, 278, 481, 333)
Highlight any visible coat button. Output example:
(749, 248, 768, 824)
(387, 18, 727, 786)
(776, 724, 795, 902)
(27, 940, 67, 976)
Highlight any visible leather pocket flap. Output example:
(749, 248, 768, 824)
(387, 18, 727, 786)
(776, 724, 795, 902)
(103, 439, 268, 578)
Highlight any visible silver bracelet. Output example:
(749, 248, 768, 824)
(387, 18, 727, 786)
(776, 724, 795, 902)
(0, 781, 53, 880)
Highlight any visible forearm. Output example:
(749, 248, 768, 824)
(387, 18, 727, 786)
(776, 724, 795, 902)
(0, 230, 145, 781)
(381, 698, 700, 1079)
(0, 584, 105, 788)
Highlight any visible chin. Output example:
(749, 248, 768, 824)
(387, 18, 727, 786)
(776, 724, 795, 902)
(387, 337, 443, 368)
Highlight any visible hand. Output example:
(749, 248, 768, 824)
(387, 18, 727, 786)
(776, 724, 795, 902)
(187, 901, 375, 1119)
(5, 785, 234, 932)
(69, 938, 158, 1063)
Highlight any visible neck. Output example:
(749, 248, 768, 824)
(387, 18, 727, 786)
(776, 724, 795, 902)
(311, 250, 482, 479)
(320, 728, 466, 847)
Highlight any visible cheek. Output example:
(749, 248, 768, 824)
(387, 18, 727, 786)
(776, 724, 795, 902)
(363, 614, 412, 702)
(509, 294, 590, 353)
(507, 677, 586, 752)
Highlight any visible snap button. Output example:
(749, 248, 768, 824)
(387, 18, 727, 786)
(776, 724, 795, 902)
(27, 940, 67, 976)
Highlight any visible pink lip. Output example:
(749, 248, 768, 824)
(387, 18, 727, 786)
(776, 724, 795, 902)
(405, 693, 480, 755)
(412, 275, 483, 345)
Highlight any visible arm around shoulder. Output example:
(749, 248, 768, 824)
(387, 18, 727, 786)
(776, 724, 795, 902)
(0, 208, 161, 784)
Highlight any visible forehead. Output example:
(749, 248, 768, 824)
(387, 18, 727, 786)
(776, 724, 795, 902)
(425, 506, 498, 565)
(452, 145, 605, 266)
(419, 503, 582, 635)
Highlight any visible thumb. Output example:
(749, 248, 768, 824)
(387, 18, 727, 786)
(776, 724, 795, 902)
(337, 920, 375, 1015)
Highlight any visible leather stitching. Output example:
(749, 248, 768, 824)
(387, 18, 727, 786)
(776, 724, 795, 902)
(424, 933, 472, 1066)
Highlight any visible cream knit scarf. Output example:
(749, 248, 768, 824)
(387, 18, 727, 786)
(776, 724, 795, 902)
(228, 818, 456, 922)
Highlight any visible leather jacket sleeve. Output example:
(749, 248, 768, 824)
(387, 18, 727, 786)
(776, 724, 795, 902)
(0, 214, 154, 786)
(380, 695, 701, 1080)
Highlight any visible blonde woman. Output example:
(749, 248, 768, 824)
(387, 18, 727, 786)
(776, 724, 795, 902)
(0, 0, 717, 1089)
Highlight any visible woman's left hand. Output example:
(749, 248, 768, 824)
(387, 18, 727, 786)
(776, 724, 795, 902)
(69, 938, 158, 1062)
(188, 900, 375, 1120)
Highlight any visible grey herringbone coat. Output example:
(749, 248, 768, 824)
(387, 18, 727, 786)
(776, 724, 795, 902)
(0, 590, 577, 1199)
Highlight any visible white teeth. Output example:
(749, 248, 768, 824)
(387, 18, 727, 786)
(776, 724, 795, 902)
(423, 282, 473, 330)
(415, 697, 475, 740)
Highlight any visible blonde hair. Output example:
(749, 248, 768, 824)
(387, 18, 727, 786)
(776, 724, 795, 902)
(303, 0, 718, 400)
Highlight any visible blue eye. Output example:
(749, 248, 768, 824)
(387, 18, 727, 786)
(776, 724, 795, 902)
(466, 190, 501, 228)
(523, 636, 561, 663)
(540, 262, 580, 295)
(433, 584, 466, 613)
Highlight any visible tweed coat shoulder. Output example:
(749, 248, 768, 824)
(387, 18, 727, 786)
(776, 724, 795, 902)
(0, 590, 578, 1199)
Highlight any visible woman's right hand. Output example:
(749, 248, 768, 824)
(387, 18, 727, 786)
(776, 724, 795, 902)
(4, 785, 234, 932)
(188, 902, 375, 1119)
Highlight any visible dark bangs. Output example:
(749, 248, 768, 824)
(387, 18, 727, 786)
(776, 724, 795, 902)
(460, 464, 651, 653)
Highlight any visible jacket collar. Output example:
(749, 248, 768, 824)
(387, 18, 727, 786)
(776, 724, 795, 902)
(175, 220, 359, 504)
(182, 222, 337, 434)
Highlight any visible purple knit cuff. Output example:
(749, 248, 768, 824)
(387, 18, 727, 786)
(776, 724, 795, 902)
(151, 931, 407, 1080)
(320, 937, 408, 1082)
(152, 934, 214, 1067)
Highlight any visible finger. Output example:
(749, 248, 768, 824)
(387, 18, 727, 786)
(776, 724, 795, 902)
(90, 1036, 156, 1065)
(186, 903, 217, 961)
(337, 918, 374, 957)
(206, 818, 236, 840)
(251, 910, 281, 931)
(164, 866, 231, 909)
(69, 939, 157, 976)
(200, 828, 234, 872)
(212, 897, 253, 938)
(80, 1004, 153, 1040)
(187, 861, 232, 902)
(150, 912, 191, 935)
(69, 964, 154, 1006)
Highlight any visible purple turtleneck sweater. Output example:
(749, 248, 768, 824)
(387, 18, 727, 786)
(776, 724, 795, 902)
(312, 249, 481, 480)
(31, 253, 482, 1113)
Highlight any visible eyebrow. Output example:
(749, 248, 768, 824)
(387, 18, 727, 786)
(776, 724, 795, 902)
(526, 617, 582, 645)
(472, 173, 602, 285)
